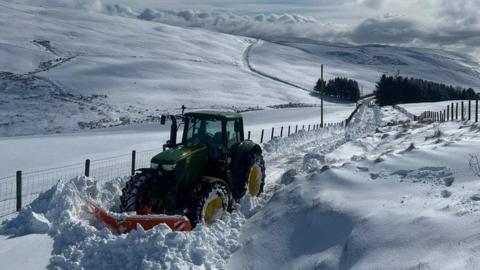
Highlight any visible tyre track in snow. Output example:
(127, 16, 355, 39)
(242, 39, 312, 92)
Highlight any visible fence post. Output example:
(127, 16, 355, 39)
(447, 105, 450, 121)
(288, 126, 291, 136)
(302, 125, 305, 130)
(271, 127, 275, 140)
(308, 125, 310, 131)
(280, 126, 284, 137)
(461, 101, 464, 121)
(247, 131, 251, 140)
(477, 99, 479, 123)
(84, 159, 90, 177)
(260, 129, 264, 143)
(456, 102, 458, 120)
(131, 150, 136, 176)
(16, 170, 22, 211)
(469, 100, 472, 120)
(295, 125, 298, 133)
(451, 103, 454, 120)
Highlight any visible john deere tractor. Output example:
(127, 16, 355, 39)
(119, 111, 265, 227)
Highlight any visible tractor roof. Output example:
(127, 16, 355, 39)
(185, 110, 242, 120)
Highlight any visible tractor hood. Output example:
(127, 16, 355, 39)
(151, 144, 207, 166)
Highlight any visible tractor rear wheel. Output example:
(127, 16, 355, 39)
(236, 151, 266, 199)
(119, 172, 151, 213)
(186, 181, 229, 227)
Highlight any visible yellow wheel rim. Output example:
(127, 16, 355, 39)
(204, 196, 223, 225)
(248, 164, 262, 196)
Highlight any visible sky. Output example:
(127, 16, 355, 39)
(18, 0, 480, 59)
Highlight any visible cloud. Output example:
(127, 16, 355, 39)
(13, 0, 102, 11)
(357, 0, 384, 9)
(350, 17, 420, 44)
(100, 1, 480, 59)
(106, 7, 348, 41)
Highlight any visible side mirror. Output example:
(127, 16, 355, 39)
(160, 115, 166, 125)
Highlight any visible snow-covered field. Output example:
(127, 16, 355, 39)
(3, 104, 480, 269)
(0, 104, 354, 177)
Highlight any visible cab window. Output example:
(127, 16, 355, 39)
(184, 117, 223, 147)
(226, 120, 241, 147)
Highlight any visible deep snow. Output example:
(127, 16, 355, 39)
(4, 103, 480, 269)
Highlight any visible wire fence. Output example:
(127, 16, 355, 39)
(0, 115, 353, 218)
(403, 99, 480, 123)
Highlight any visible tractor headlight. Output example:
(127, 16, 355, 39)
(150, 162, 159, 169)
(162, 164, 176, 171)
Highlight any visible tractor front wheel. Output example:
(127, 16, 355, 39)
(119, 171, 152, 213)
(187, 181, 229, 227)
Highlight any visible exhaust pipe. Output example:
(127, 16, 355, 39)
(161, 115, 178, 150)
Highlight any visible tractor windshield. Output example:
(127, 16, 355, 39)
(184, 117, 223, 147)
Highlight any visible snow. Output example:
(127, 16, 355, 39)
(0, 105, 354, 177)
(2, 0, 479, 136)
(3, 101, 480, 269)
(0, 0, 331, 137)
(228, 106, 480, 270)
(0, 234, 53, 270)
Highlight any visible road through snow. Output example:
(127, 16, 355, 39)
(243, 39, 312, 92)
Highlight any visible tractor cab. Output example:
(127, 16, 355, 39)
(182, 111, 244, 159)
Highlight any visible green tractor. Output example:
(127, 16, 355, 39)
(119, 111, 266, 227)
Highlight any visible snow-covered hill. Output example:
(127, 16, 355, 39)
(249, 39, 480, 94)
(2, 1, 480, 137)
(0, 1, 328, 136)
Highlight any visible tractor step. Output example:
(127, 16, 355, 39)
(87, 202, 192, 233)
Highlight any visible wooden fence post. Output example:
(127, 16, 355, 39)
(447, 105, 450, 121)
(302, 125, 305, 130)
(280, 126, 284, 137)
(477, 99, 479, 123)
(308, 125, 310, 131)
(469, 100, 472, 120)
(260, 129, 264, 143)
(248, 131, 251, 140)
(456, 102, 459, 120)
(288, 126, 291, 136)
(295, 125, 298, 133)
(16, 170, 22, 211)
(84, 159, 90, 177)
(271, 127, 275, 140)
(461, 101, 464, 121)
(451, 103, 454, 120)
(131, 150, 136, 176)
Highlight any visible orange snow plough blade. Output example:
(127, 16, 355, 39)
(87, 202, 192, 233)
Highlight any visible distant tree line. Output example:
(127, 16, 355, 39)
(375, 74, 478, 106)
(314, 77, 360, 102)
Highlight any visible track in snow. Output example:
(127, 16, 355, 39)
(243, 39, 312, 92)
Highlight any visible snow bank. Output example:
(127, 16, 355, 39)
(0, 175, 259, 269)
(229, 105, 480, 269)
